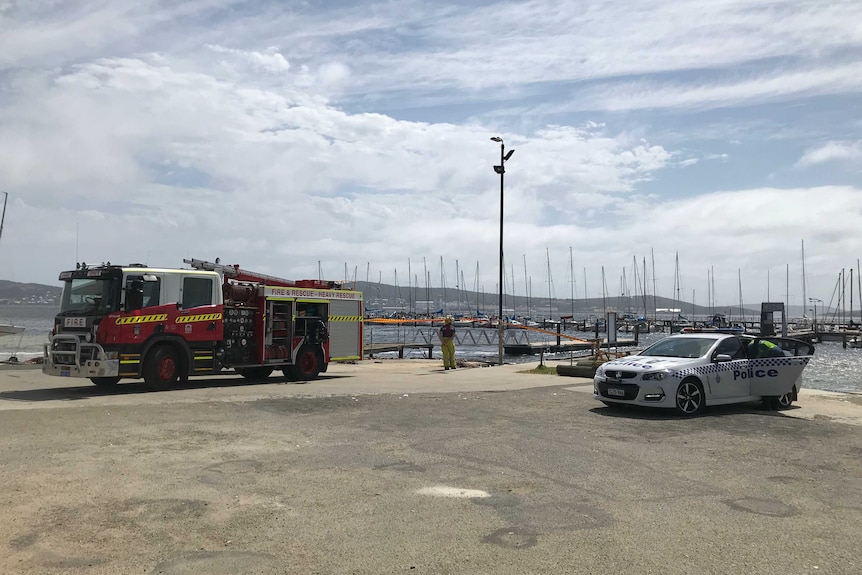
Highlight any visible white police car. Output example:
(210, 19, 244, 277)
(594, 333, 815, 415)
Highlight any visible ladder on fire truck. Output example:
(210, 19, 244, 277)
(183, 258, 335, 290)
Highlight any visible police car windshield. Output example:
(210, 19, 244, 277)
(639, 337, 715, 358)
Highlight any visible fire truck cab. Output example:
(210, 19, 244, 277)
(43, 259, 363, 388)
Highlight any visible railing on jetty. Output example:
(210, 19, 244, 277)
(790, 329, 861, 347)
(363, 323, 639, 358)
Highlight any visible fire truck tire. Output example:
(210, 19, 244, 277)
(143, 345, 180, 389)
(237, 367, 274, 380)
(90, 377, 120, 387)
(290, 345, 321, 381)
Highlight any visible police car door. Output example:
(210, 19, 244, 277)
(707, 337, 750, 399)
(748, 338, 813, 397)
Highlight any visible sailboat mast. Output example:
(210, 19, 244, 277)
(651, 249, 657, 322)
(474, 261, 480, 316)
(707, 268, 711, 320)
(511, 263, 516, 317)
(642, 256, 648, 320)
(570, 247, 575, 320)
(546, 248, 552, 321)
(0, 192, 7, 248)
(455, 259, 460, 316)
(523, 254, 529, 317)
(674, 252, 680, 314)
(601, 266, 608, 319)
(408, 259, 413, 315)
(801, 239, 807, 315)
(424, 258, 429, 316)
(858, 258, 861, 326)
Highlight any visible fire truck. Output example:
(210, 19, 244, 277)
(43, 258, 363, 388)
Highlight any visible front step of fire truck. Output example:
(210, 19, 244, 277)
(43, 333, 120, 379)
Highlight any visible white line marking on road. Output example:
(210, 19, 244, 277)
(416, 486, 491, 498)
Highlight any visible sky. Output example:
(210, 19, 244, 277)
(1, 0, 861, 313)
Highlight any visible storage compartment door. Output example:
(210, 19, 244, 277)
(328, 300, 362, 361)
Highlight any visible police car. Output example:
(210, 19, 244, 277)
(594, 333, 815, 415)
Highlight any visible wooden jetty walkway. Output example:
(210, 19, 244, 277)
(364, 342, 434, 359)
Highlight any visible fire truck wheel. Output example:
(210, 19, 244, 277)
(237, 367, 274, 380)
(290, 345, 321, 381)
(90, 377, 120, 387)
(144, 345, 180, 389)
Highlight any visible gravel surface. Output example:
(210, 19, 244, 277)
(1, 361, 860, 575)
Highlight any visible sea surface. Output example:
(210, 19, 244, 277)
(3, 305, 859, 394)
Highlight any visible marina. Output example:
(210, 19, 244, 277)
(3, 303, 862, 394)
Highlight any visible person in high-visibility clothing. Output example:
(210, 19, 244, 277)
(439, 316, 457, 370)
(747, 338, 785, 358)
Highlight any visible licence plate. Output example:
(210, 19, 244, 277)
(607, 388, 625, 397)
(65, 317, 86, 328)
(60, 368, 70, 377)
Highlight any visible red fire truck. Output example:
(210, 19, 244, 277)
(43, 258, 363, 388)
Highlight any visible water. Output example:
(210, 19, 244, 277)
(0, 304, 57, 363)
(366, 324, 862, 394)
(5, 305, 859, 394)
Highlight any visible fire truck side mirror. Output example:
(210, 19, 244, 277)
(126, 280, 145, 311)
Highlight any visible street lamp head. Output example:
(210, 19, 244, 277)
(493, 165, 504, 174)
(490, 136, 502, 143)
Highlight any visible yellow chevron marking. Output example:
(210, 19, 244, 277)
(329, 315, 361, 322)
(115, 314, 168, 325)
(176, 313, 223, 323)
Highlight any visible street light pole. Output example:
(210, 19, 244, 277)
(490, 137, 514, 365)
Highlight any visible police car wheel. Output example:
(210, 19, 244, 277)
(675, 379, 705, 416)
(770, 391, 794, 410)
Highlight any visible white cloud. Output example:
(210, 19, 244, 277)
(206, 45, 291, 73)
(796, 141, 862, 168)
(0, 0, 859, 306)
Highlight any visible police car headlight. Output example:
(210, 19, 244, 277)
(642, 369, 672, 381)
(595, 365, 606, 377)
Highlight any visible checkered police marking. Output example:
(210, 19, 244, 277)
(673, 356, 810, 381)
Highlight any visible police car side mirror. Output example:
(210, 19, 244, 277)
(714, 353, 733, 363)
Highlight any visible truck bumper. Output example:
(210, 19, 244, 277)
(43, 335, 120, 379)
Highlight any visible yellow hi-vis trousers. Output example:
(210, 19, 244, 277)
(441, 339, 456, 368)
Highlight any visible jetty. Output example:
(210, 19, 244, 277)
(504, 338, 638, 355)
(364, 342, 433, 358)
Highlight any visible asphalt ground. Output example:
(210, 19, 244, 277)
(1, 360, 860, 575)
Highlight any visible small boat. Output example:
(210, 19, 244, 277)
(0, 325, 25, 337)
(849, 336, 862, 349)
(0, 194, 25, 337)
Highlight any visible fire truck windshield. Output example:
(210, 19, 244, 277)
(59, 277, 121, 315)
